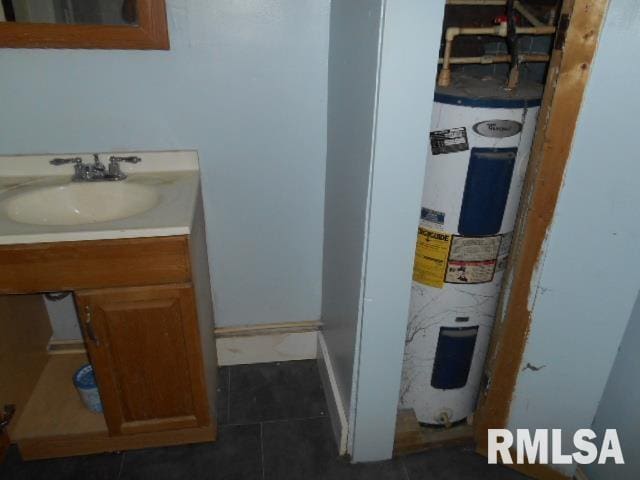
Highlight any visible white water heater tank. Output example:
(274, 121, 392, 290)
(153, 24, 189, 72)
(400, 75, 543, 426)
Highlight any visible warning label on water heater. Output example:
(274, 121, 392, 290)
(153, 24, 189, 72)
(445, 235, 502, 284)
(430, 127, 469, 155)
(413, 228, 452, 289)
(445, 260, 496, 284)
(448, 235, 501, 262)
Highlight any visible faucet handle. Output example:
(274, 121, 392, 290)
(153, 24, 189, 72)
(50, 157, 82, 166)
(107, 156, 141, 181)
(109, 156, 142, 164)
(92, 154, 106, 171)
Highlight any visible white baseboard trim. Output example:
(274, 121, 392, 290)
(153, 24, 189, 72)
(47, 322, 323, 367)
(317, 332, 349, 455)
(215, 321, 321, 366)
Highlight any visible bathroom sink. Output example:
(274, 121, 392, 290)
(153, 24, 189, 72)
(4, 182, 160, 226)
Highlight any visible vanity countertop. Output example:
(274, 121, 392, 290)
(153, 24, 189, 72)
(0, 151, 202, 245)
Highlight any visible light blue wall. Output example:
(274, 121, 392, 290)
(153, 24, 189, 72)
(585, 291, 640, 480)
(322, 0, 384, 425)
(507, 1, 640, 476)
(0, 0, 330, 328)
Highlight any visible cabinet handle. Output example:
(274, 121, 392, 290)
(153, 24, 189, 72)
(85, 305, 100, 346)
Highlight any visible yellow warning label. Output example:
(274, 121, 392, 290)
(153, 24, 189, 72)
(412, 227, 452, 288)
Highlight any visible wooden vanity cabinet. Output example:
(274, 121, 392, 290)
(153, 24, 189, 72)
(0, 230, 218, 460)
(75, 284, 210, 436)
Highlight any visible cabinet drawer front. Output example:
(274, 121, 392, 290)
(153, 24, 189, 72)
(0, 236, 191, 294)
(75, 284, 210, 436)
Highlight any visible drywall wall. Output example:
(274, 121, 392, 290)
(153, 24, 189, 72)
(322, 0, 384, 435)
(585, 291, 640, 480)
(348, 0, 445, 461)
(0, 0, 329, 328)
(322, 0, 445, 461)
(45, 295, 81, 341)
(507, 1, 640, 476)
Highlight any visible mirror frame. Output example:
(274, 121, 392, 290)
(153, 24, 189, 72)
(0, 0, 168, 49)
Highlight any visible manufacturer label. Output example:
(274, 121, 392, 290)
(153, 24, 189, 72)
(413, 228, 452, 289)
(472, 120, 522, 138)
(430, 127, 469, 155)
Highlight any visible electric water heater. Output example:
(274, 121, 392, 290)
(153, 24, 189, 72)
(400, 75, 543, 426)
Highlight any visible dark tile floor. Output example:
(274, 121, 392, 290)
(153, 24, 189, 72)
(1, 360, 530, 479)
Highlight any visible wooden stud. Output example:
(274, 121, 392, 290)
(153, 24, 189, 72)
(473, 0, 610, 455)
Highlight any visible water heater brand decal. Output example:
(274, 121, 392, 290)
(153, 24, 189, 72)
(472, 120, 522, 138)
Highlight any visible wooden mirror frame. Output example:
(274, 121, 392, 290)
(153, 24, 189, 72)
(0, 0, 168, 49)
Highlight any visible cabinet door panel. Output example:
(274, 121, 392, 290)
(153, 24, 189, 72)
(76, 284, 210, 436)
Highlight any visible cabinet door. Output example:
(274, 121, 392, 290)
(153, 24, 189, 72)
(75, 284, 210, 436)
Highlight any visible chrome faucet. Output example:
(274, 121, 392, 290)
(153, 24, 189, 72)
(50, 154, 141, 181)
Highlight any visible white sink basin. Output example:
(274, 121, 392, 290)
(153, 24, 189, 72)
(5, 182, 160, 226)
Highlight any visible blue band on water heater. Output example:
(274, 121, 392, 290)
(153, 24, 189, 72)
(431, 326, 479, 390)
(458, 147, 517, 236)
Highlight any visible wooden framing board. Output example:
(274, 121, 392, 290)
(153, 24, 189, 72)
(473, 0, 611, 471)
(393, 409, 473, 456)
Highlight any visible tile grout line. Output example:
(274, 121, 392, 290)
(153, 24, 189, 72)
(116, 451, 126, 480)
(259, 422, 266, 480)
(400, 456, 412, 480)
(227, 367, 232, 424)
(224, 414, 328, 428)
